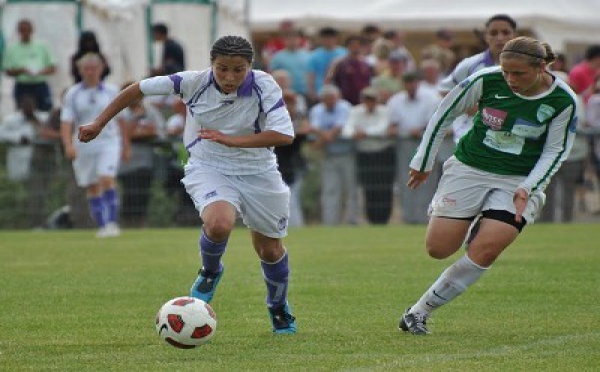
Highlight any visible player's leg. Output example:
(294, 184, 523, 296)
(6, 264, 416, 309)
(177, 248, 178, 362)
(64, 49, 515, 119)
(240, 170, 295, 333)
(182, 169, 240, 303)
(73, 153, 107, 234)
(252, 231, 296, 334)
(190, 201, 236, 303)
(97, 144, 122, 236)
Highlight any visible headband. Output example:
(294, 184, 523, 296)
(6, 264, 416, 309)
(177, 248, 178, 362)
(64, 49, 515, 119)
(501, 49, 545, 59)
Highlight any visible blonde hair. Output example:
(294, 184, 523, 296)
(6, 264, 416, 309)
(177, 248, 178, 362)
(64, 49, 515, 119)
(76, 52, 103, 68)
(501, 36, 556, 66)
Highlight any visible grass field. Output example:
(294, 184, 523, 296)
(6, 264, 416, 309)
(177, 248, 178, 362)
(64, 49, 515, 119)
(1, 224, 599, 371)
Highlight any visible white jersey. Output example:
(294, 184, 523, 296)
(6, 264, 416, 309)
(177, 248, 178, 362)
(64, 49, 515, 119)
(438, 49, 496, 143)
(139, 69, 294, 175)
(61, 82, 121, 152)
(438, 49, 495, 93)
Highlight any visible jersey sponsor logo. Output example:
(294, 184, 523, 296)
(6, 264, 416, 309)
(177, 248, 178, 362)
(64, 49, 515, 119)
(536, 104, 555, 122)
(481, 107, 508, 130)
(221, 99, 234, 105)
(204, 190, 217, 200)
(494, 94, 510, 99)
(277, 217, 287, 231)
(512, 118, 546, 139)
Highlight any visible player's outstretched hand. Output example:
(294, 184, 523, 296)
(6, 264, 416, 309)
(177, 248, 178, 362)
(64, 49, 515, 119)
(513, 188, 529, 223)
(78, 122, 103, 143)
(198, 129, 236, 147)
(407, 168, 430, 190)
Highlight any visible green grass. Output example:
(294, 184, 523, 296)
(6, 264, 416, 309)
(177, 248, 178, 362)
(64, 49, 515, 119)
(1, 224, 599, 371)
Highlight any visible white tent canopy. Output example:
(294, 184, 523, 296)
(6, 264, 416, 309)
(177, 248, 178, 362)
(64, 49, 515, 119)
(250, 0, 600, 50)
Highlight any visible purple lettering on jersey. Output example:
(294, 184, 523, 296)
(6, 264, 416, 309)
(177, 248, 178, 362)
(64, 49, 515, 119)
(482, 107, 507, 130)
(169, 74, 183, 95)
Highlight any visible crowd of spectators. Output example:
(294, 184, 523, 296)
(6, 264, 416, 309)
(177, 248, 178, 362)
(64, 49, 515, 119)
(1, 17, 600, 229)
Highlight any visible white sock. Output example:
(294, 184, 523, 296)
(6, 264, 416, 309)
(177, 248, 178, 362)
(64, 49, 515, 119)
(410, 255, 488, 316)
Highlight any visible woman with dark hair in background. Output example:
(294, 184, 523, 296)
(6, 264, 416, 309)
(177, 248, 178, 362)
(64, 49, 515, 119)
(70, 31, 111, 83)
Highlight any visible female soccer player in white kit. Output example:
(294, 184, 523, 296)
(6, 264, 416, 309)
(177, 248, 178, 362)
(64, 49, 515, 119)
(61, 53, 130, 238)
(78, 36, 297, 333)
(399, 36, 578, 335)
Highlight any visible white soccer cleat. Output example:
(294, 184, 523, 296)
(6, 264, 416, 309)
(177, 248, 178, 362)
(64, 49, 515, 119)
(96, 222, 121, 238)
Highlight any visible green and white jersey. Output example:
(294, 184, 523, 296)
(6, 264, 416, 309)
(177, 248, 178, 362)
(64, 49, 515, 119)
(411, 66, 578, 194)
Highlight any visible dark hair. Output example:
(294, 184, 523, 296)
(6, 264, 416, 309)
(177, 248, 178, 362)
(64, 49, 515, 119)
(319, 27, 339, 37)
(152, 23, 168, 36)
(210, 35, 254, 63)
(485, 14, 517, 30)
(585, 45, 600, 60)
(361, 24, 380, 35)
(77, 31, 101, 54)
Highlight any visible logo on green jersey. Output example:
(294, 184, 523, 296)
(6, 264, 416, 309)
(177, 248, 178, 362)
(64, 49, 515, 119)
(536, 104, 555, 122)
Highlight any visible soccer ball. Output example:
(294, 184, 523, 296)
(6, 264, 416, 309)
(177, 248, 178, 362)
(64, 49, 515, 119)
(155, 296, 217, 348)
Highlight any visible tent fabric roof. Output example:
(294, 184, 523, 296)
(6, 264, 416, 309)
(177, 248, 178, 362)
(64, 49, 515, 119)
(249, 0, 600, 49)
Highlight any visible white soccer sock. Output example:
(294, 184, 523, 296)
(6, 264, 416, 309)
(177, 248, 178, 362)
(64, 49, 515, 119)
(410, 255, 488, 316)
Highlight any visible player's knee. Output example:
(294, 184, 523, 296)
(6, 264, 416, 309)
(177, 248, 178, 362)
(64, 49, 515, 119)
(425, 239, 457, 260)
(203, 218, 235, 241)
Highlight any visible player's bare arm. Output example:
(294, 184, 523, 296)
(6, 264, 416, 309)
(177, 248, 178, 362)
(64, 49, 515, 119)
(78, 83, 144, 143)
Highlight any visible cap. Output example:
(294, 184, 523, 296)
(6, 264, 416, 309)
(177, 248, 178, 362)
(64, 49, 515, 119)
(436, 28, 454, 40)
(402, 71, 421, 82)
(388, 50, 408, 62)
(360, 86, 379, 99)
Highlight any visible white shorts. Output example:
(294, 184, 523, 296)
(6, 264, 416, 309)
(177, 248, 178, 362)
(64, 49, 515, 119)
(429, 156, 545, 224)
(181, 166, 290, 238)
(72, 144, 121, 187)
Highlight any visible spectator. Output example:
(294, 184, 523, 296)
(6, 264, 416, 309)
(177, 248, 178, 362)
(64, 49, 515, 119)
(164, 99, 197, 226)
(269, 30, 311, 97)
(381, 30, 416, 72)
(418, 58, 443, 97)
(585, 77, 600, 210)
(60, 53, 130, 238)
(2, 19, 56, 111)
(70, 30, 111, 83)
(0, 95, 46, 182)
(260, 20, 309, 70)
(272, 69, 310, 227)
(361, 24, 383, 68)
(421, 28, 457, 76)
(540, 83, 588, 222)
(343, 87, 396, 224)
(150, 23, 185, 76)
(309, 84, 358, 225)
(568, 44, 600, 101)
(118, 82, 165, 228)
(387, 72, 441, 224)
(370, 49, 408, 103)
(0, 95, 61, 228)
(306, 27, 346, 105)
(328, 35, 373, 105)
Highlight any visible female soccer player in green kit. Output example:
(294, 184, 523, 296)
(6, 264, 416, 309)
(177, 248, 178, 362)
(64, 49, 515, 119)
(399, 36, 579, 335)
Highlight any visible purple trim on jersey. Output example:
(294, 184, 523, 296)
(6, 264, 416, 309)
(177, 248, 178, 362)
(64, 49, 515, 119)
(187, 79, 213, 105)
(267, 97, 285, 113)
(185, 138, 201, 150)
(169, 74, 183, 95)
(237, 72, 254, 97)
(468, 50, 495, 76)
(253, 85, 263, 134)
(482, 49, 494, 67)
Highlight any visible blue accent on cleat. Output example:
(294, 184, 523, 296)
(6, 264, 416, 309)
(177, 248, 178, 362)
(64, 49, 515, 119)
(268, 302, 296, 334)
(190, 266, 224, 304)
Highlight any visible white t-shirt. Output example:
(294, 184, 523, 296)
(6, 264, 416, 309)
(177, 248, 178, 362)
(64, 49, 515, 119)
(61, 82, 121, 152)
(139, 69, 294, 175)
(387, 88, 441, 138)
